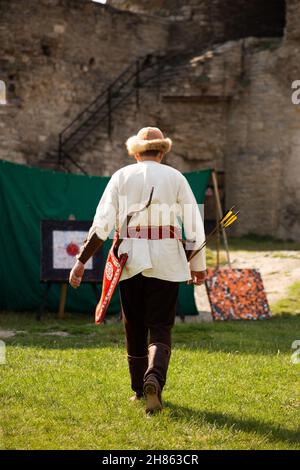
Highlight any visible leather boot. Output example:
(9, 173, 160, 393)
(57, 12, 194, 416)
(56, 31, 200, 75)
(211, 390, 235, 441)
(127, 355, 148, 401)
(143, 343, 171, 414)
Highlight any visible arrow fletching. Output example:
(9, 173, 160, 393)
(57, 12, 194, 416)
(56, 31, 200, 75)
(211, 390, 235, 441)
(219, 206, 235, 225)
(223, 211, 239, 228)
(223, 216, 236, 228)
(186, 206, 239, 262)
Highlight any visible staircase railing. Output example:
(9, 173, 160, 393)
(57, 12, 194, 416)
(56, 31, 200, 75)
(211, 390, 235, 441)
(49, 44, 222, 174)
(55, 55, 165, 173)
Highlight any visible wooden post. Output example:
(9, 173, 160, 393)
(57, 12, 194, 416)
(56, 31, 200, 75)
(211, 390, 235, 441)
(58, 283, 68, 319)
(211, 170, 231, 268)
(215, 195, 220, 269)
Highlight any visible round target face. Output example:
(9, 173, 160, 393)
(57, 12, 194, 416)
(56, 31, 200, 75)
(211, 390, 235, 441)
(66, 242, 80, 257)
(52, 230, 92, 269)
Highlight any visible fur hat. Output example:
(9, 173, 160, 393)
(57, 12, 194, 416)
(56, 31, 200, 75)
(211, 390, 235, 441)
(126, 127, 172, 156)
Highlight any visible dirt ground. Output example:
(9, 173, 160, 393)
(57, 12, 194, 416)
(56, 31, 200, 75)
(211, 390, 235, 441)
(194, 250, 300, 321)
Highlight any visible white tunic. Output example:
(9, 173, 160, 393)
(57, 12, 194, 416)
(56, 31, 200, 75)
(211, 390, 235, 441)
(90, 160, 206, 282)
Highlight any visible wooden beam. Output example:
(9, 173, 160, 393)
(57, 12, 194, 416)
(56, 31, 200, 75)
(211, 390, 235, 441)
(58, 283, 68, 319)
(211, 170, 231, 268)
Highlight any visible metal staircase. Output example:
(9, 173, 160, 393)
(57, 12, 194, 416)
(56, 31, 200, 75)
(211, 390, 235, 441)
(44, 55, 168, 174)
(42, 44, 224, 174)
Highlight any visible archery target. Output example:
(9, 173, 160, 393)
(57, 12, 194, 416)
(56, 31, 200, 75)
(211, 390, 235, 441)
(205, 268, 271, 321)
(52, 230, 93, 270)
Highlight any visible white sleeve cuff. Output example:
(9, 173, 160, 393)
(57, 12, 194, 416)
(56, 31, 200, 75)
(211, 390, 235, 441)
(188, 248, 206, 272)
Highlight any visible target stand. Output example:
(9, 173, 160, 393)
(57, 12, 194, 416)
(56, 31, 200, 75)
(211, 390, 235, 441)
(38, 220, 104, 320)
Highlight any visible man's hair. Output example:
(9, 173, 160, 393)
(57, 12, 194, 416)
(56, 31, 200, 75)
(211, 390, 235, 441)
(140, 150, 161, 157)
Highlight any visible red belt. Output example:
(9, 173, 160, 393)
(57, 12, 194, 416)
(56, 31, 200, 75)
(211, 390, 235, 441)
(125, 225, 182, 240)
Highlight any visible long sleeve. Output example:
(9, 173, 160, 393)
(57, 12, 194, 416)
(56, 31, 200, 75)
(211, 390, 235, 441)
(77, 174, 118, 264)
(177, 175, 206, 272)
(90, 173, 119, 241)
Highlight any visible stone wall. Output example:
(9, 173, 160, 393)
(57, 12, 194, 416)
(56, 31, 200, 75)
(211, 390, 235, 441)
(276, 0, 300, 239)
(221, 0, 300, 240)
(90, 31, 299, 240)
(64, 39, 243, 175)
(1, 0, 300, 240)
(224, 38, 285, 237)
(0, 0, 169, 165)
(157, 41, 243, 172)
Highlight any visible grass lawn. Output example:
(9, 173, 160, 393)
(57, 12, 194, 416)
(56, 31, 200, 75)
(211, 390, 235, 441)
(221, 234, 300, 252)
(0, 288, 299, 450)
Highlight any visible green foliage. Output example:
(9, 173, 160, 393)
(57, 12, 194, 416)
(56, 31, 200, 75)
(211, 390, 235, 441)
(210, 234, 300, 252)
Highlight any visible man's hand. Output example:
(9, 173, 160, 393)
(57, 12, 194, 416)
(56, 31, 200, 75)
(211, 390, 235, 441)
(188, 270, 207, 286)
(69, 260, 85, 289)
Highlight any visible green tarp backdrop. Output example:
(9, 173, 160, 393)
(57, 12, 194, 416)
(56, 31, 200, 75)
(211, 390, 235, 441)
(0, 160, 211, 316)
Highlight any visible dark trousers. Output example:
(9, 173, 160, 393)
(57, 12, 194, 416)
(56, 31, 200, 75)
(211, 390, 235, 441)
(119, 273, 180, 357)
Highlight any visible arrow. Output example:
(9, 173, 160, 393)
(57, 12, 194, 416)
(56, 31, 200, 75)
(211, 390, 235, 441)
(186, 208, 240, 262)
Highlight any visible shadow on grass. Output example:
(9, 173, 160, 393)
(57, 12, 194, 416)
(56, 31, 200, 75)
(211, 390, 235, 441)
(165, 402, 300, 446)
